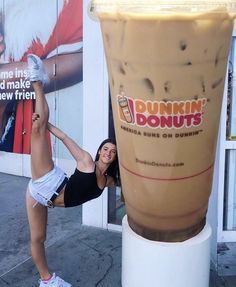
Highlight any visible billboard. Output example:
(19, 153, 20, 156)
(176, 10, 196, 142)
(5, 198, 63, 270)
(0, 0, 83, 155)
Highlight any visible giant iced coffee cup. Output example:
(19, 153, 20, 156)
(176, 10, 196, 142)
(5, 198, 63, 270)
(94, 0, 236, 241)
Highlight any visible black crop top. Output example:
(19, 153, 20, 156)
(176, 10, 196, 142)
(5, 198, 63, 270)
(64, 166, 106, 207)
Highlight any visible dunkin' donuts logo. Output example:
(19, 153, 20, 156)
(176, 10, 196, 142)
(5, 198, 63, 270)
(117, 94, 207, 129)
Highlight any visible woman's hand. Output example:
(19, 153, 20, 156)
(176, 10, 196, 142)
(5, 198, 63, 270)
(32, 113, 40, 122)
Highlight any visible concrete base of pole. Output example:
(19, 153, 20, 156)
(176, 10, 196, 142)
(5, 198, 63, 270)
(122, 215, 212, 287)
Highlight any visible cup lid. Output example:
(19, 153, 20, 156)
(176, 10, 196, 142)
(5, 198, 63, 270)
(93, 0, 236, 15)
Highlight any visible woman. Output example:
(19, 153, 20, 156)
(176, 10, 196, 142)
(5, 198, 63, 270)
(26, 54, 119, 287)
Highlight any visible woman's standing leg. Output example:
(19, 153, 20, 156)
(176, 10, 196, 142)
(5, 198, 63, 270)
(26, 192, 50, 280)
(26, 55, 52, 281)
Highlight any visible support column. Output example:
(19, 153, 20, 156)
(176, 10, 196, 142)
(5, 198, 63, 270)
(122, 215, 212, 287)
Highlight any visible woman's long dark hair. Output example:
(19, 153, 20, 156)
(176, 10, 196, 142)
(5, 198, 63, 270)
(95, 138, 120, 186)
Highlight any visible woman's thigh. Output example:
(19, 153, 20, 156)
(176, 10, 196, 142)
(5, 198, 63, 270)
(30, 129, 54, 180)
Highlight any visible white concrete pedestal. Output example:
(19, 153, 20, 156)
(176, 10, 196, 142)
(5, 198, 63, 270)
(122, 215, 212, 287)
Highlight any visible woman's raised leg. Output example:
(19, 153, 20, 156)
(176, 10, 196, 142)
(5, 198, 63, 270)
(28, 54, 53, 180)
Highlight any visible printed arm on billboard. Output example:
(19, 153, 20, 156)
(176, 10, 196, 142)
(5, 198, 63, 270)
(0, 50, 83, 96)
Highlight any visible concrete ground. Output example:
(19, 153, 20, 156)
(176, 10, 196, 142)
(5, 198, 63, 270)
(0, 172, 236, 287)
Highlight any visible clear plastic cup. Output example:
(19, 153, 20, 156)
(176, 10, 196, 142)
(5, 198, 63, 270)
(94, 0, 236, 241)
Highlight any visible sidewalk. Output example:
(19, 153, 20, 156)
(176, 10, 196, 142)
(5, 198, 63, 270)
(0, 172, 235, 287)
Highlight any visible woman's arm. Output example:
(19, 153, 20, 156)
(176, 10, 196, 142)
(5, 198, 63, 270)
(47, 122, 92, 164)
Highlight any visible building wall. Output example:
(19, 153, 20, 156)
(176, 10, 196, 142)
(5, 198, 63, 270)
(82, 0, 109, 228)
(207, 135, 220, 268)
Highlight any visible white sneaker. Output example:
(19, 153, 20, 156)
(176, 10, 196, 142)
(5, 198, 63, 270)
(27, 54, 49, 85)
(39, 273, 72, 287)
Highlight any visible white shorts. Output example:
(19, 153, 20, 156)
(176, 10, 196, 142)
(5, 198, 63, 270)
(28, 165, 67, 207)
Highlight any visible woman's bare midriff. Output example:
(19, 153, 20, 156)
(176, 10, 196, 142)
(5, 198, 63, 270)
(53, 185, 66, 207)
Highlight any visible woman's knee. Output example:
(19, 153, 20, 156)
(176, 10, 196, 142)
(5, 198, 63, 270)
(31, 233, 47, 245)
